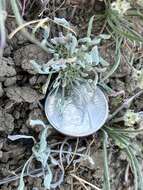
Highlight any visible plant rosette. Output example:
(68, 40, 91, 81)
(32, 17, 110, 136)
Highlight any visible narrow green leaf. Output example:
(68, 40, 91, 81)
(18, 156, 33, 190)
(128, 147, 143, 190)
(124, 147, 138, 190)
(102, 37, 122, 81)
(103, 130, 111, 190)
(0, 0, 6, 49)
(87, 16, 95, 38)
(90, 46, 100, 65)
(44, 165, 53, 189)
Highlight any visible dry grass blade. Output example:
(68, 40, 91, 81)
(10, 0, 49, 52)
(108, 90, 143, 120)
(8, 18, 48, 39)
(70, 173, 101, 190)
(65, 138, 79, 170)
(9, 17, 76, 39)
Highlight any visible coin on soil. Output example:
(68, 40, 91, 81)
(45, 84, 108, 137)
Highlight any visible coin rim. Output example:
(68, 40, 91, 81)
(45, 86, 109, 137)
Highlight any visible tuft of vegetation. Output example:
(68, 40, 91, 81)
(104, 126, 143, 190)
(31, 16, 110, 98)
(102, 0, 143, 42)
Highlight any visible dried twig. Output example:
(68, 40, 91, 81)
(108, 90, 143, 121)
(70, 173, 101, 190)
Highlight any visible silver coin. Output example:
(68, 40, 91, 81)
(45, 84, 109, 137)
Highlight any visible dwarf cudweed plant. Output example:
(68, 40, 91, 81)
(124, 109, 141, 127)
(111, 0, 131, 15)
(31, 17, 110, 98)
(8, 119, 93, 190)
(132, 68, 143, 89)
(102, 0, 143, 43)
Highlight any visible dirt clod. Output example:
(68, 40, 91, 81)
(6, 18, 28, 48)
(14, 44, 49, 74)
(0, 57, 16, 79)
(5, 86, 44, 103)
(0, 83, 4, 97)
(0, 108, 14, 134)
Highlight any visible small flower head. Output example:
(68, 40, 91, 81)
(136, 0, 143, 6)
(132, 69, 143, 89)
(111, 0, 131, 15)
(124, 110, 140, 127)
